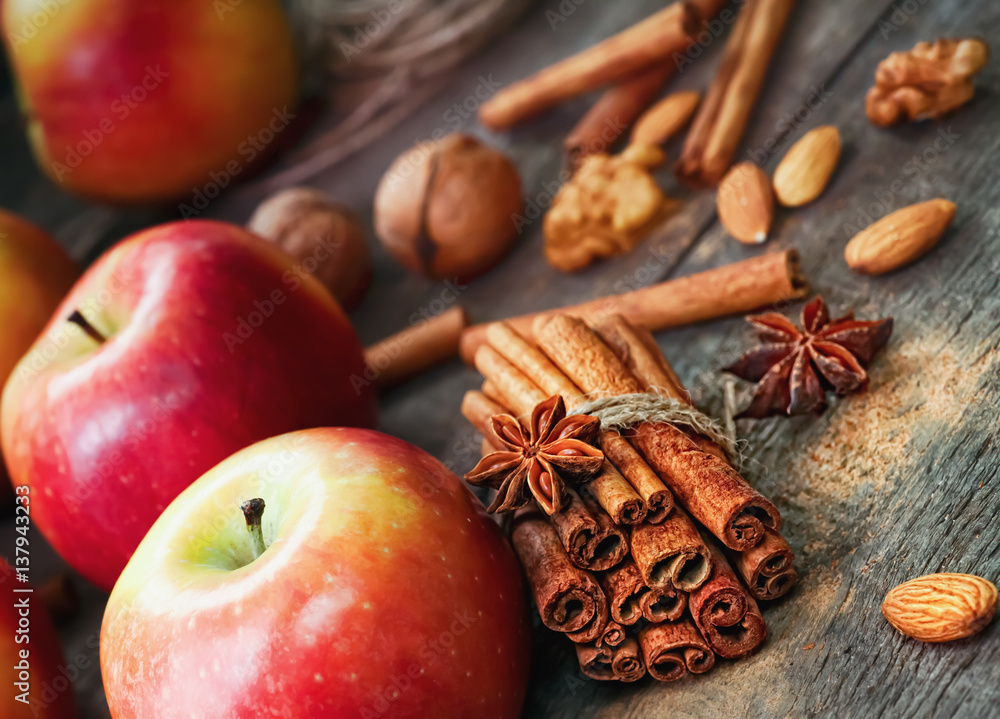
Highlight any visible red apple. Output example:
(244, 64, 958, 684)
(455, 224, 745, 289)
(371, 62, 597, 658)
(0, 209, 78, 499)
(0, 557, 77, 717)
(1, 0, 298, 203)
(1, 220, 377, 591)
(101, 428, 530, 718)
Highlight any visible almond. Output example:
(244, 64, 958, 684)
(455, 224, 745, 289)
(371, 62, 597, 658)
(845, 198, 956, 274)
(716, 162, 774, 244)
(772, 125, 841, 207)
(882, 573, 998, 643)
(630, 90, 701, 146)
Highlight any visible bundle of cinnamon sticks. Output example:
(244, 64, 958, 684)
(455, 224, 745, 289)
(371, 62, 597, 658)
(461, 313, 796, 681)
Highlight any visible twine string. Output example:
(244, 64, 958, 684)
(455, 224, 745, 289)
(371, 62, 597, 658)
(573, 392, 743, 465)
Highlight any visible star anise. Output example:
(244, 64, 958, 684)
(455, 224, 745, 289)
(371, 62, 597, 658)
(725, 296, 893, 418)
(465, 395, 605, 514)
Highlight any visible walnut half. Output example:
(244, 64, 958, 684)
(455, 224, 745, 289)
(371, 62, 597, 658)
(866, 37, 989, 127)
(544, 144, 669, 273)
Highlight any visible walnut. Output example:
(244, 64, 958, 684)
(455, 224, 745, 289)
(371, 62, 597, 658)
(866, 38, 989, 127)
(248, 188, 371, 310)
(544, 144, 668, 273)
(373, 134, 522, 281)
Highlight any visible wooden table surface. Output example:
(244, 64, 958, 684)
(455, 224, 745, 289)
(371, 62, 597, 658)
(3, 0, 1000, 717)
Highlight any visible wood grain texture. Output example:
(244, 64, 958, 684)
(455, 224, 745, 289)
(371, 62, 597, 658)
(2, 0, 999, 716)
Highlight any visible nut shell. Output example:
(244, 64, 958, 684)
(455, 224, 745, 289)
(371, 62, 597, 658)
(373, 134, 522, 280)
(882, 573, 997, 643)
(248, 188, 371, 310)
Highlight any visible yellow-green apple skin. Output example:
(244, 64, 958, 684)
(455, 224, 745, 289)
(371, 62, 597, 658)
(1, 0, 298, 203)
(1, 220, 377, 592)
(101, 428, 531, 719)
(0, 557, 77, 717)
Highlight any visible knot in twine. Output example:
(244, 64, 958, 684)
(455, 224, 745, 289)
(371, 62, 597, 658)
(574, 393, 742, 465)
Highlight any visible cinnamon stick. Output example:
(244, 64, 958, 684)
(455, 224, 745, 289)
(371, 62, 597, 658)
(461, 390, 507, 450)
(640, 585, 687, 623)
(549, 487, 629, 572)
(578, 488, 631, 570)
(575, 643, 615, 681)
(630, 506, 712, 592)
(631, 422, 779, 551)
(565, 65, 674, 167)
(599, 559, 650, 627)
(566, 587, 611, 644)
(688, 0, 730, 20)
(688, 543, 767, 659)
(459, 251, 808, 364)
(731, 527, 797, 601)
(588, 461, 646, 525)
(601, 430, 673, 523)
(480, 3, 699, 129)
(511, 508, 609, 639)
(676, 0, 797, 186)
(481, 380, 510, 411)
(485, 321, 582, 403)
(597, 621, 627, 649)
(474, 345, 546, 417)
(638, 620, 715, 682)
(533, 314, 644, 399)
(611, 638, 646, 682)
(596, 315, 686, 401)
(364, 305, 468, 389)
(597, 315, 726, 461)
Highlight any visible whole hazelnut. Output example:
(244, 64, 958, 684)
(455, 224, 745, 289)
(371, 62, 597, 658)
(248, 187, 371, 310)
(373, 134, 522, 280)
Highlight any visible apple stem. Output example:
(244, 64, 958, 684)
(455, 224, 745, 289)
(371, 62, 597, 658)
(240, 498, 267, 560)
(67, 310, 106, 345)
